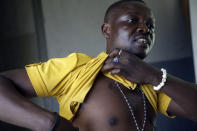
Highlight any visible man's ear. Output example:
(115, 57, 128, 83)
(101, 23, 111, 39)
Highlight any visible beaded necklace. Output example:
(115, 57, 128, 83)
(115, 81, 147, 131)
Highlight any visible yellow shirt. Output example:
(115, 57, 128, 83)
(25, 52, 174, 121)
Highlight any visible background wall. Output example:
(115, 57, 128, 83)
(0, 0, 196, 130)
(0, 0, 39, 71)
(41, 0, 193, 62)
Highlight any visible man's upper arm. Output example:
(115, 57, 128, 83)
(0, 69, 37, 97)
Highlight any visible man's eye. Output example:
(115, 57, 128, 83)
(127, 18, 136, 23)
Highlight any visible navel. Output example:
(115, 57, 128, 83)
(108, 117, 119, 126)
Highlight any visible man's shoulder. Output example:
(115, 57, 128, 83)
(25, 52, 107, 73)
(68, 52, 93, 61)
(61, 52, 108, 67)
(63, 52, 94, 67)
(25, 52, 94, 72)
(48, 52, 94, 67)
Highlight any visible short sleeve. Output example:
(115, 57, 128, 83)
(25, 53, 92, 97)
(157, 91, 175, 118)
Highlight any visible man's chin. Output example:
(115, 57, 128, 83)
(119, 48, 147, 59)
(106, 47, 149, 59)
(135, 53, 147, 59)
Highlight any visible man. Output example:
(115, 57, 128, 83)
(0, 0, 197, 130)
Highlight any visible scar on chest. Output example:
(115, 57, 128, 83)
(108, 117, 119, 126)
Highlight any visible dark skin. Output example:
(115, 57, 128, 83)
(0, 1, 197, 131)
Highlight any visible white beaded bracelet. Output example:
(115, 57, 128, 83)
(153, 68, 167, 91)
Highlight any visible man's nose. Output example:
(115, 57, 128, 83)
(136, 23, 149, 34)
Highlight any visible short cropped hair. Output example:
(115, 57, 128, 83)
(104, 0, 146, 23)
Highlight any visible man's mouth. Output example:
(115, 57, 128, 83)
(134, 36, 151, 48)
(137, 38, 148, 44)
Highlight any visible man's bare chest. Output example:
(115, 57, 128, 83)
(73, 74, 156, 131)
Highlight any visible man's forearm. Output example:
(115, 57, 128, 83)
(153, 73, 197, 120)
(0, 76, 56, 131)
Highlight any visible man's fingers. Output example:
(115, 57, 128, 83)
(104, 57, 113, 64)
(110, 69, 120, 74)
(102, 57, 129, 72)
(101, 61, 122, 72)
(105, 55, 129, 64)
(101, 63, 115, 72)
(109, 49, 120, 57)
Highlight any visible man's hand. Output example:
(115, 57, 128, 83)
(101, 49, 161, 86)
